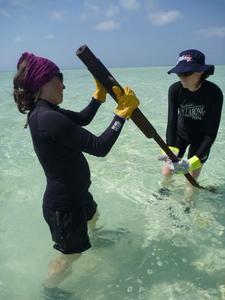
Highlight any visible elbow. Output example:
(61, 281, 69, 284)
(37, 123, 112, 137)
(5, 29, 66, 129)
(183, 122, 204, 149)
(94, 145, 111, 157)
(79, 120, 91, 126)
(87, 137, 114, 157)
(95, 148, 109, 157)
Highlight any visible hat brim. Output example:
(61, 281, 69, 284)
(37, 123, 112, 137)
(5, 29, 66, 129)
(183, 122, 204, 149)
(167, 63, 214, 75)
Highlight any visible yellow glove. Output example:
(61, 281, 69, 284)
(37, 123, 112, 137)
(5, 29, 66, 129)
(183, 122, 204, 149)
(93, 79, 107, 102)
(188, 155, 202, 172)
(112, 86, 140, 119)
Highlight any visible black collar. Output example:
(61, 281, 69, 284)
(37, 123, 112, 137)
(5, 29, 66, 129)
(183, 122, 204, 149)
(36, 98, 59, 110)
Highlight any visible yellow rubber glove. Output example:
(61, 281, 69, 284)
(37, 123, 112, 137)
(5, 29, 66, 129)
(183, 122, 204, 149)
(93, 79, 107, 102)
(188, 155, 202, 172)
(112, 86, 140, 119)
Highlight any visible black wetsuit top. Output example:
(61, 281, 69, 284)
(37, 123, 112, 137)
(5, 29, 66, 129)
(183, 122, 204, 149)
(28, 98, 125, 210)
(166, 80, 223, 161)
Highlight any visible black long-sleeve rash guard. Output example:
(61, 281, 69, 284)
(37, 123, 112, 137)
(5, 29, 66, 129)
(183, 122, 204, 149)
(166, 80, 223, 160)
(28, 98, 125, 210)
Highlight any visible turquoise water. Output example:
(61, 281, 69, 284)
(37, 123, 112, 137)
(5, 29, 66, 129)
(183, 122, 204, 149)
(0, 66, 225, 300)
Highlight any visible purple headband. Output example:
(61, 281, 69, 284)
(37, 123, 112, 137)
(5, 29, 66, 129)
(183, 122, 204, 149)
(17, 52, 60, 92)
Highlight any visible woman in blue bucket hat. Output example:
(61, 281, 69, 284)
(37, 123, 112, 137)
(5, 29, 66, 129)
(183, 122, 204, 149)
(158, 49, 223, 204)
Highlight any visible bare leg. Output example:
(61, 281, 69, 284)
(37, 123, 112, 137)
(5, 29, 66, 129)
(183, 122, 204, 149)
(162, 161, 172, 177)
(183, 167, 202, 209)
(43, 253, 81, 288)
(190, 168, 202, 181)
(161, 162, 173, 187)
(88, 209, 100, 233)
(43, 209, 101, 288)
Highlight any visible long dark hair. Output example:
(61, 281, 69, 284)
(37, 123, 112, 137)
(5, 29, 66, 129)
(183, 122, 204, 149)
(194, 69, 211, 89)
(199, 69, 211, 84)
(13, 64, 39, 114)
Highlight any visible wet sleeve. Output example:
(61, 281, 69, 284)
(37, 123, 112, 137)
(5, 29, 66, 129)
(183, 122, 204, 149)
(195, 87, 223, 160)
(42, 111, 126, 157)
(166, 85, 178, 146)
(59, 98, 102, 126)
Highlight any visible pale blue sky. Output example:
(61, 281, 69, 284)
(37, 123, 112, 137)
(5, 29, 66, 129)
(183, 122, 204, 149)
(1, 0, 225, 71)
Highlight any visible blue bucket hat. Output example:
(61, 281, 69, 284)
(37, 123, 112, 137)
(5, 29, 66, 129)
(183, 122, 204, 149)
(167, 49, 214, 75)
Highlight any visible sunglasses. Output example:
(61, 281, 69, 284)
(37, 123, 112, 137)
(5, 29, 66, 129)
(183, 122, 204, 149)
(177, 71, 194, 77)
(56, 72, 64, 83)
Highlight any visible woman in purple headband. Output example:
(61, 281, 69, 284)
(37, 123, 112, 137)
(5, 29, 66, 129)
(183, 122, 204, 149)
(158, 49, 223, 208)
(13, 52, 140, 299)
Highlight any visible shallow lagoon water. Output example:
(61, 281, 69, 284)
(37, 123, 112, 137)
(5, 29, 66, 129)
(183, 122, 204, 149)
(0, 66, 225, 300)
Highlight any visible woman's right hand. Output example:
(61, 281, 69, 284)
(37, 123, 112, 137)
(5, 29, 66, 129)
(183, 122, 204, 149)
(113, 86, 140, 119)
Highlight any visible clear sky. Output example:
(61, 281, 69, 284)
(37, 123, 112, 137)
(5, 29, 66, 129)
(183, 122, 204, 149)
(1, 0, 225, 71)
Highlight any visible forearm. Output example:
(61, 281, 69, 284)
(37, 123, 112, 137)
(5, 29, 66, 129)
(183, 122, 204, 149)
(77, 98, 102, 125)
(166, 124, 177, 145)
(195, 135, 215, 161)
(83, 115, 126, 157)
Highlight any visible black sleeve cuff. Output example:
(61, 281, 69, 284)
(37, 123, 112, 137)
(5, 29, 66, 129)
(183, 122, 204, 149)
(91, 97, 103, 105)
